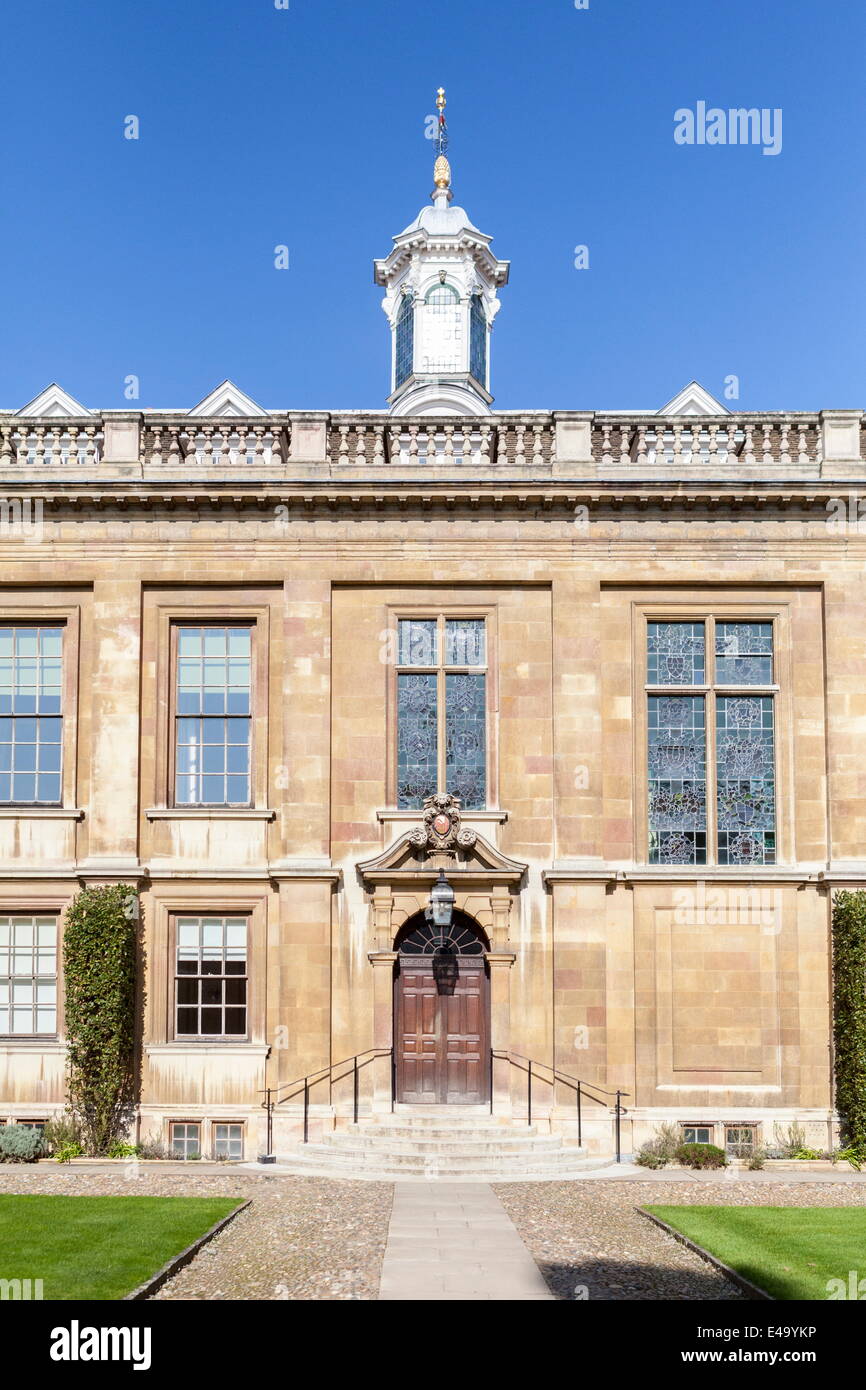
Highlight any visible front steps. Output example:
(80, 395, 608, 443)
(268, 1112, 613, 1180)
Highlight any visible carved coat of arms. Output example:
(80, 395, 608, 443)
(407, 793, 477, 853)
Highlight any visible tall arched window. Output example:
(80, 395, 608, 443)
(422, 284, 461, 373)
(395, 292, 415, 388)
(470, 293, 487, 386)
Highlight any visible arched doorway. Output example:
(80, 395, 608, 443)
(394, 910, 490, 1104)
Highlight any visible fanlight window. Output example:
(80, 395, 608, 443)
(395, 292, 415, 388)
(397, 912, 487, 956)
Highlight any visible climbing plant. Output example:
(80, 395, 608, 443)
(832, 890, 866, 1153)
(63, 884, 139, 1155)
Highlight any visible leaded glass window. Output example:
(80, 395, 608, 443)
(0, 626, 63, 804)
(396, 616, 487, 810)
(716, 695, 775, 865)
(395, 291, 415, 388)
(175, 915, 247, 1038)
(170, 1122, 200, 1157)
(647, 622, 705, 686)
(715, 623, 773, 685)
(647, 618, 776, 865)
(648, 695, 707, 865)
(174, 626, 252, 806)
(469, 293, 487, 386)
(0, 915, 57, 1035)
(213, 1122, 244, 1159)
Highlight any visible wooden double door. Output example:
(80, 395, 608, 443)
(395, 955, 490, 1104)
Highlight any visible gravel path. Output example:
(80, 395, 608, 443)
(0, 1167, 393, 1301)
(495, 1178, 866, 1301)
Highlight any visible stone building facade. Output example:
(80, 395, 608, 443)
(0, 121, 862, 1159)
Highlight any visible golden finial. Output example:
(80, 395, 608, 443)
(433, 86, 451, 194)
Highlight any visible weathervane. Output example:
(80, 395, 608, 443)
(433, 86, 452, 197)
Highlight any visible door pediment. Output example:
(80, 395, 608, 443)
(357, 828, 527, 886)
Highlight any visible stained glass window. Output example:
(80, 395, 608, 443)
(396, 616, 487, 810)
(397, 673, 438, 807)
(648, 695, 707, 864)
(395, 291, 415, 388)
(470, 294, 487, 386)
(446, 674, 486, 810)
(716, 695, 776, 865)
(715, 623, 774, 685)
(647, 622, 705, 686)
(175, 626, 251, 806)
(0, 626, 63, 804)
(647, 617, 776, 865)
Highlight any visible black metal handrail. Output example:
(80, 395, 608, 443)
(257, 1047, 394, 1152)
(492, 1050, 630, 1163)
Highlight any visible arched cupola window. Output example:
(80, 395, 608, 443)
(469, 293, 487, 387)
(395, 291, 415, 388)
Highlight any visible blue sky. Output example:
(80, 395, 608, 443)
(1, 0, 863, 413)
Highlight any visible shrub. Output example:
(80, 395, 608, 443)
(832, 892, 866, 1152)
(635, 1121, 682, 1169)
(835, 1145, 866, 1171)
(0, 1126, 45, 1163)
(773, 1120, 808, 1158)
(41, 1112, 82, 1156)
(675, 1141, 726, 1170)
(63, 885, 139, 1155)
(106, 1141, 138, 1159)
(747, 1146, 767, 1171)
(792, 1147, 822, 1161)
(136, 1134, 169, 1160)
(55, 1142, 85, 1164)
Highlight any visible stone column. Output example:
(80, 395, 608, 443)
(487, 952, 516, 1117)
(368, 951, 397, 1113)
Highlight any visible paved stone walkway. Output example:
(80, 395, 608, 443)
(378, 1181, 554, 1300)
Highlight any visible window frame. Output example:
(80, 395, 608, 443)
(171, 913, 250, 1042)
(388, 608, 495, 811)
(634, 600, 791, 867)
(0, 607, 80, 810)
(724, 1124, 758, 1157)
(211, 1121, 245, 1160)
(681, 1124, 714, 1146)
(169, 622, 255, 809)
(0, 913, 59, 1039)
(169, 1120, 201, 1158)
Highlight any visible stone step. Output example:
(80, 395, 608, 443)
(348, 1122, 541, 1140)
(273, 1145, 591, 1175)
(321, 1135, 564, 1157)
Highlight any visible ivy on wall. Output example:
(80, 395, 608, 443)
(832, 890, 866, 1152)
(63, 884, 139, 1155)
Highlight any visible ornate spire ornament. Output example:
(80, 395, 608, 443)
(433, 86, 452, 200)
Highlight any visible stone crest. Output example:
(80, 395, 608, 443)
(407, 793, 477, 854)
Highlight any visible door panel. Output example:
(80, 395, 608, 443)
(395, 957, 489, 1104)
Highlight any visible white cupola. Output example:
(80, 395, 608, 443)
(373, 89, 510, 417)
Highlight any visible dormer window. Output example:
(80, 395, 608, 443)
(395, 292, 415, 389)
(469, 294, 487, 387)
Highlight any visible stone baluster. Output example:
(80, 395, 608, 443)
(372, 424, 385, 464)
(87, 426, 100, 465)
(33, 426, 47, 467)
(15, 428, 29, 467)
(600, 422, 613, 465)
(618, 422, 631, 465)
(337, 424, 350, 464)
(251, 426, 265, 467)
(478, 422, 492, 466)
(635, 423, 648, 467)
(200, 426, 214, 466)
(387, 425, 402, 464)
(150, 425, 164, 466)
(355, 424, 367, 461)
(66, 425, 81, 465)
(778, 420, 791, 465)
(796, 422, 810, 464)
(532, 423, 545, 465)
(48, 427, 63, 467)
(761, 422, 774, 465)
(408, 424, 421, 462)
(218, 428, 232, 468)
(0, 424, 13, 465)
(514, 422, 527, 463)
(741, 422, 756, 464)
(166, 426, 181, 467)
(707, 423, 720, 462)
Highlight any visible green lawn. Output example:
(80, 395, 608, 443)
(0, 1195, 242, 1300)
(646, 1205, 866, 1301)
